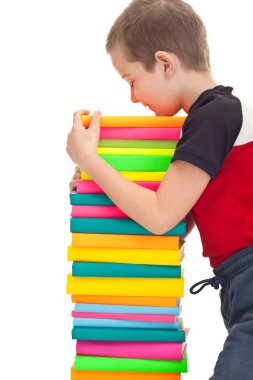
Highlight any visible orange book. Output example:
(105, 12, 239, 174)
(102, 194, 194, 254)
(71, 294, 177, 307)
(81, 115, 185, 128)
(71, 367, 181, 380)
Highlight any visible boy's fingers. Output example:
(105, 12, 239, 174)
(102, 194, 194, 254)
(70, 167, 81, 191)
(89, 110, 102, 132)
(69, 180, 77, 192)
(72, 167, 81, 178)
(73, 109, 90, 129)
(70, 172, 81, 181)
(74, 171, 81, 179)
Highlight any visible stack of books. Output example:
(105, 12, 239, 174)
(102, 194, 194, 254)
(67, 116, 188, 379)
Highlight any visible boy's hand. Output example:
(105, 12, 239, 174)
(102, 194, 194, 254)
(69, 166, 81, 192)
(66, 109, 101, 168)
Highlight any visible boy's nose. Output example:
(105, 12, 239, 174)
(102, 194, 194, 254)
(131, 87, 139, 103)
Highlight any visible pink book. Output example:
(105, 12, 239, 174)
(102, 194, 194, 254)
(71, 311, 176, 323)
(76, 340, 187, 360)
(76, 180, 160, 194)
(100, 127, 181, 140)
(71, 205, 127, 218)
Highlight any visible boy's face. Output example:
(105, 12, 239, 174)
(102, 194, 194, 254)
(110, 46, 182, 116)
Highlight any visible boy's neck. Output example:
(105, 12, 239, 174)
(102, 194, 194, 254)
(180, 70, 217, 114)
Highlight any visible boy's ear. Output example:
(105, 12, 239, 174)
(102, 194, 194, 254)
(154, 51, 176, 79)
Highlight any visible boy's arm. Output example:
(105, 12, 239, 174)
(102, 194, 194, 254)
(79, 155, 210, 234)
(66, 110, 210, 235)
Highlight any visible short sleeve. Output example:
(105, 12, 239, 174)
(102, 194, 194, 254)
(171, 93, 242, 179)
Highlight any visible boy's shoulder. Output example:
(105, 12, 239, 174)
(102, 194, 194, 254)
(188, 85, 241, 124)
(172, 85, 245, 180)
(186, 85, 253, 148)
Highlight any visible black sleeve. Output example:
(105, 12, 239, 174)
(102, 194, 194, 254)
(171, 95, 242, 179)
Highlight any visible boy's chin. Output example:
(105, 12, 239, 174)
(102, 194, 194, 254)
(155, 111, 174, 117)
(148, 105, 177, 117)
(152, 108, 176, 117)
(155, 112, 177, 116)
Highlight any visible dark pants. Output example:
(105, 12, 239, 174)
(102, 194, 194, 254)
(209, 245, 253, 380)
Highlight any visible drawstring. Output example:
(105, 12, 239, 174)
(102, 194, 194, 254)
(190, 276, 225, 294)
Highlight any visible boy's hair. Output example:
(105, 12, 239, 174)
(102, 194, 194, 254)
(106, 0, 210, 72)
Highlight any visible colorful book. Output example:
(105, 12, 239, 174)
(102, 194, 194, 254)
(72, 262, 181, 278)
(74, 353, 187, 372)
(70, 218, 186, 236)
(74, 303, 181, 315)
(81, 170, 166, 181)
(98, 139, 178, 148)
(72, 311, 177, 323)
(71, 367, 181, 380)
(76, 340, 186, 360)
(70, 194, 114, 206)
(71, 205, 127, 218)
(97, 147, 175, 155)
(81, 115, 185, 128)
(69, 115, 188, 379)
(70, 195, 185, 213)
(71, 295, 178, 307)
(70, 200, 185, 226)
(71, 233, 181, 250)
(73, 317, 179, 329)
(67, 275, 184, 297)
(99, 127, 181, 140)
(76, 180, 160, 193)
(95, 154, 173, 171)
(68, 245, 184, 266)
(72, 326, 186, 342)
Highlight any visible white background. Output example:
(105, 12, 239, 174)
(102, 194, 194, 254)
(0, 1, 252, 379)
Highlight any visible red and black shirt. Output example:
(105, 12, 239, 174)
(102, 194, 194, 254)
(171, 85, 253, 268)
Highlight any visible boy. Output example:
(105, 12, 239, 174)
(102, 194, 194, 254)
(66, 1, 253, 379)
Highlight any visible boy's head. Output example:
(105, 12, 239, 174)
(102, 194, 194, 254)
(106, 0, 210, 73)
(106, 0, 213, 116)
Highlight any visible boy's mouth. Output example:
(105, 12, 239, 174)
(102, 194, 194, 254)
(143, 104, 154, 112)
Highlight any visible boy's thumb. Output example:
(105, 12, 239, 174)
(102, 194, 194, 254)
(89, 110, 102, 130)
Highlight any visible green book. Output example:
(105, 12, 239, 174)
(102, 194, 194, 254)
(74, 352, 188, 373)
(72, 262, 181, 278)
(72, 326, 186, 342)
(98, 139, 178, 149)
(100, 154, 173, 171)
(70, 218, 186, 236)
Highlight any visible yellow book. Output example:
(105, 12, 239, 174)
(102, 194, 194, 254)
(71, 294, 178, 307)
(81, 170, 166, 181)
(81, 115, 185, 128)
(71, 233, 182, 250)
(66, 275, 184, 297)
(97, 147, 175, 156)
(67, 244, 184, 266)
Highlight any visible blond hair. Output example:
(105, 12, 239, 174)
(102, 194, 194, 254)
(106, 0, 210, 72)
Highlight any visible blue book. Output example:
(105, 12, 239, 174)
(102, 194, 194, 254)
(74, 303, 181, 316)
(70, 193, 114, 206)
(72, 325, 186, 342)
(73, 317, 179, 329)
(70, 218, 186, 236)
(72, 262, 181, 278)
